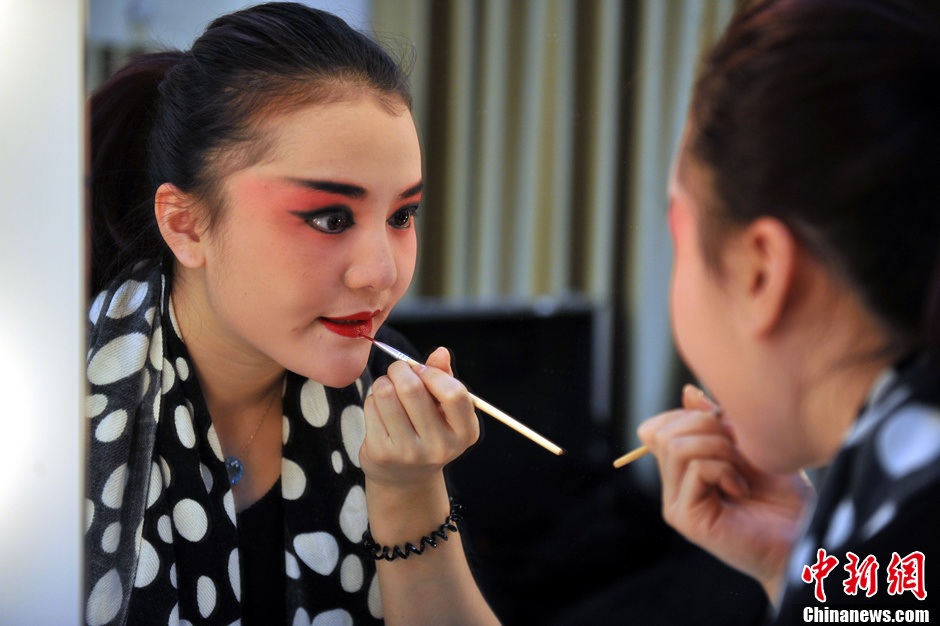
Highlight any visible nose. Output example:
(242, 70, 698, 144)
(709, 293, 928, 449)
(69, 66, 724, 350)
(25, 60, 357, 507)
(344, 227, 398, 292)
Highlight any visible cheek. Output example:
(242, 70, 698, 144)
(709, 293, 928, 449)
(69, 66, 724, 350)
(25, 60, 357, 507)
(668, 211, 694, 350)
(669, 265, 695, 363)
(392, 231, 418, 293)
(667, 201, 680, 242)
(668, 224, 713, 378)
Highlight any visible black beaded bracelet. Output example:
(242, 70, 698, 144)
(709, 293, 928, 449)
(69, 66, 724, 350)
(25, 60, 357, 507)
(362, 500, 465, 562)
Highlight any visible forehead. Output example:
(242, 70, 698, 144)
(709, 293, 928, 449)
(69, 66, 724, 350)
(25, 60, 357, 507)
(258, 95, 418, 161)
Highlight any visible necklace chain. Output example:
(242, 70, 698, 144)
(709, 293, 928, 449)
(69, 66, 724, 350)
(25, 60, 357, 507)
(239, 386, 279, 455)
(224, 384, 280, 486)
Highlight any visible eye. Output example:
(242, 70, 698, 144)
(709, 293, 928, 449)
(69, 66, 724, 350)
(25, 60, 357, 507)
(298, 208, 354, 234)
(388, 205, 419, 230)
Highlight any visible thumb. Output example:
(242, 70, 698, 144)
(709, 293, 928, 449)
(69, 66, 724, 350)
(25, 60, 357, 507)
(682, 384, 722, 414)
(423, 346, 454, 376)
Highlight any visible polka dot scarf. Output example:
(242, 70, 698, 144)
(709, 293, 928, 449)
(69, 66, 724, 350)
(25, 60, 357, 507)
(776, 354, 940, 616)
(85, 262, 383, 625)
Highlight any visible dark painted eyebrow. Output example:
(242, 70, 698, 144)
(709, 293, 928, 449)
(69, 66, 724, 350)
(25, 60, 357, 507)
(286, 179, 423, 201)
(288, 179, 366, 199)
(399, 181, 423, 200)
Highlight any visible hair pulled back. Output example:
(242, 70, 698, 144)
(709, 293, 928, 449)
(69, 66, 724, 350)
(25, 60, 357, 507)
(89, 2, 412, 295)
(687, 0, 940, 361)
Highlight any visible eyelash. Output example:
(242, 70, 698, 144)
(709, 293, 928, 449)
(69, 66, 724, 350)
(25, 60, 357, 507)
(296, 204, 419, 235)
(389, 205, 419, 230)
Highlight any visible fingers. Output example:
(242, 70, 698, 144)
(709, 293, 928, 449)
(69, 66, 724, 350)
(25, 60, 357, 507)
(423, 346, 453, 376)
(365, 349, 479, 452)
(369, 372, 424, 442)
(639, 406, 750, 507)
(681, 384, 721, 414)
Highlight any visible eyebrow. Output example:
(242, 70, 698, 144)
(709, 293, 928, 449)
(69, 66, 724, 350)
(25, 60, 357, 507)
(399, 181, 424, 199)
(287, 178, 423, 200)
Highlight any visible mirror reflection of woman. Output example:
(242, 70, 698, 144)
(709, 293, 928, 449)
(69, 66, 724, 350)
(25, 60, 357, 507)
(85, 3, 497, 624)
(639, 0, 940, 619)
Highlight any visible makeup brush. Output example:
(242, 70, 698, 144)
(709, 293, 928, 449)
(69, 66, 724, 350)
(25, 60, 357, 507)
(364, 336, 565, 456)
(612, 385, 721, 468)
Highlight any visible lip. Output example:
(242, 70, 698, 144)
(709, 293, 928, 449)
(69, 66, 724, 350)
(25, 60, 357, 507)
(320, 310, 380, 339)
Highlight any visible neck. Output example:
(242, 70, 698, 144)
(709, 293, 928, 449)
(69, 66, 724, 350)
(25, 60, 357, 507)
(170, 273, 285, 424)
(786, 294, 896, 468)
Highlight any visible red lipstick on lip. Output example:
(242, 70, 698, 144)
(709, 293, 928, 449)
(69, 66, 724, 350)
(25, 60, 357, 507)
(320, 311, 379, 338)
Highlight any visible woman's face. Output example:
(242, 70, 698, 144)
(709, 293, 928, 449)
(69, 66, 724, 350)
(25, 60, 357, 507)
(668, 150, 807, 471)
(195, 95, 421, 387)
(668, 158, 738, 402)
(667, 153, 771, 462)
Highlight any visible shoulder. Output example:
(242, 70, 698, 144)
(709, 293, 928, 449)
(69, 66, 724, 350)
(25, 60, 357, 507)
(87, 260, 164, 333)
(776, 374, 940, 615)
(827, 390, 940, 549)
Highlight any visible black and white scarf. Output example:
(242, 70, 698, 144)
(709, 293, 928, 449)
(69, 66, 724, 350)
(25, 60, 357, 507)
(85, 261, 383, 625)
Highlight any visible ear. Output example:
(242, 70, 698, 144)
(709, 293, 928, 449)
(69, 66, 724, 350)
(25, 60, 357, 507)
(154, 183, 205, 269)
(729, 216, 798, 337)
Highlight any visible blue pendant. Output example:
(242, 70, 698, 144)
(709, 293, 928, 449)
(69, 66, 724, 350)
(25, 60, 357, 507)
(224, 456, 243, 485)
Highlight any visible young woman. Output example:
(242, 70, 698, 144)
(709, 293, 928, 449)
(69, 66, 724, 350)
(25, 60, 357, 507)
(85, 4, 497, 624)
(637, 0, 940, 621)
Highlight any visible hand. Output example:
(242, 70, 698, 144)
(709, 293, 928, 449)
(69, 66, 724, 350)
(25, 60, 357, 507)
(638, 385, 814, 603)
(360, 349, 498, 626)
(360, 347, 480, 492)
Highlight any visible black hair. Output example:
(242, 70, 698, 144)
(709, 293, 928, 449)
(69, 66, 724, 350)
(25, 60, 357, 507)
(89, 2, 412, 296)
(687, 0, 940, 362)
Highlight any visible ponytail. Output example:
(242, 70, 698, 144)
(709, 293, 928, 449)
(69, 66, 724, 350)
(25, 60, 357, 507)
(89, 51, 183, 296)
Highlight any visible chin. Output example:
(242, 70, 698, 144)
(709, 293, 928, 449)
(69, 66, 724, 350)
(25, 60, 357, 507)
(317, 370, 367, 389)
(739, 435, 801, 475)
(306, 350, 371, 389)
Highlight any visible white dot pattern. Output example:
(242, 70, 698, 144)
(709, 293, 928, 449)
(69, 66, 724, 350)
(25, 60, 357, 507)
(777, 360, 940, 613)
(85, 263, 385, 624)
(340, 406, 366, 469)
(106, 279, 148, 319)
(102, 522, 121, 554)
(294, 532, 340, 576)
(196, 576, 217, 618)
(300, 380, 330, 427)
(87, 394, 108, 419)
(88, 334, 150, 386)
(282, 458, 307, 500)
(173, 499, 208, 543)
(101, 464, 128, 509)
(340, 554, 364, 592)
(338, 486, 368, 543)
(134, 540, 160, 588)
(96, 409, 129, 443)
(875, 404, 940, 478)
(312, 609, 354, 626)
(821, 499, 853, 549)
(174, 405, 196, 449)
(161, 358, 176, 393)
(86, 569, 122, 626)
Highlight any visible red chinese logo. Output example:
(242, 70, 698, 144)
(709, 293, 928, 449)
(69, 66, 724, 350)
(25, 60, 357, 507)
(802, 549, 840, 602)
(843, 552, 879, 597)
(886, 551, 926, 600)
(800, 549, 927, 602)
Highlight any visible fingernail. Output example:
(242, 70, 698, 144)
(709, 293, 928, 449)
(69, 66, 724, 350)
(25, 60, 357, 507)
(686, 383, 722, 414)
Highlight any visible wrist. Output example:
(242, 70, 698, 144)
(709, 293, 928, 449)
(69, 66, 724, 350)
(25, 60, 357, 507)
(363, 499, 464, 562)
(364, 476, 451, 545)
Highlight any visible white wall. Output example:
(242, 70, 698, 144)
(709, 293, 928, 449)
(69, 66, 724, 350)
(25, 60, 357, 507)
(88, 0, 371, 50)
(0, 1, 84, 624)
